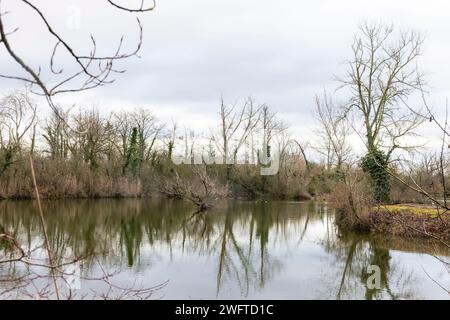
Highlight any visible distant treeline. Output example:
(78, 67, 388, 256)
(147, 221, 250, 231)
(0, 88, 446, 212)
(0, 90, 336, 201)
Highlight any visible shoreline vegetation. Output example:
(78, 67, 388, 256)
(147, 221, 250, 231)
(0, 96, 448, 242)
(0, 0, 448, 299)
(369, 205, 450, 240)
(1, 22, 449, 243)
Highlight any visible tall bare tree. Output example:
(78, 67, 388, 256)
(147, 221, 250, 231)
(339, 21, 426, 201)
(132, 108, 165, 162)
(42, 105, 71, 159)
(112, 111, 133, 162)
(0, 89, 37, 151)
(260, 104, 287, 159)
(68, 109, 109, 168)
(340, 22, 425, 157)
(213, 97, 262, 179)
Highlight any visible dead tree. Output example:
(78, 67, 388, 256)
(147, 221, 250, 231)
(259, 104, 287, 159)
(160, 166, 228, 212)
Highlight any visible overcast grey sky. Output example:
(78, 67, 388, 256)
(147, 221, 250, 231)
(1, 0, 450, 149)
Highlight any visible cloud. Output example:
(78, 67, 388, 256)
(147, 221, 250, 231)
(1, 0, 450, 145)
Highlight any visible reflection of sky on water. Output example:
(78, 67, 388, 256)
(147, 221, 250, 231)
(0, 199, 448, 299)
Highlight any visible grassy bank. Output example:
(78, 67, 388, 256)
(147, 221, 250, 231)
(369, 204, 450, 240)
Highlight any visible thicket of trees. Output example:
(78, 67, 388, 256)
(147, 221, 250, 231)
(0, 20, 449, 217)
(0, 90, 327, 207)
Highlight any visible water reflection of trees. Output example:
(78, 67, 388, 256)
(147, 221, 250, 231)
(0, 199, 323, 296)
(319, 221, 422, 300)
(0, 199, 447, 299)
(335, 239, 415, 299)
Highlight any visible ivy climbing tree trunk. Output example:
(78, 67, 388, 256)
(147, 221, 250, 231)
(124, 127, 140, 175)
(340, 21, 425, 203)
(361, 149, 390, 203)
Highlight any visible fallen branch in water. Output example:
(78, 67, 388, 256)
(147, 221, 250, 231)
(160, 166, 228, 212)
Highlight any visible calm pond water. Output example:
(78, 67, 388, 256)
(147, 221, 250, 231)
(0, 199, 448, 299)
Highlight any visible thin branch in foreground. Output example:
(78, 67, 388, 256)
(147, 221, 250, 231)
(29, 153, 60, 300)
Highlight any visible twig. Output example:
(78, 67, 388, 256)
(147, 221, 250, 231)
(29, 153, 60, 300)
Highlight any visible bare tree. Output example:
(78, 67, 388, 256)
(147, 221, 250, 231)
(0, 90, 37, 176)
(160, 166, 228, 212)
(292, 139, 311, 172)
(339, 21, 425, 159)
(314, 92, 352, 171)
(0, 89, 37, 151)
(381, 106, 450, 294)
(165, 120, 178, 160)
(213, 97, 262, 179)
(179, 127, 197, 164)
(0, 1, 154, 95)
